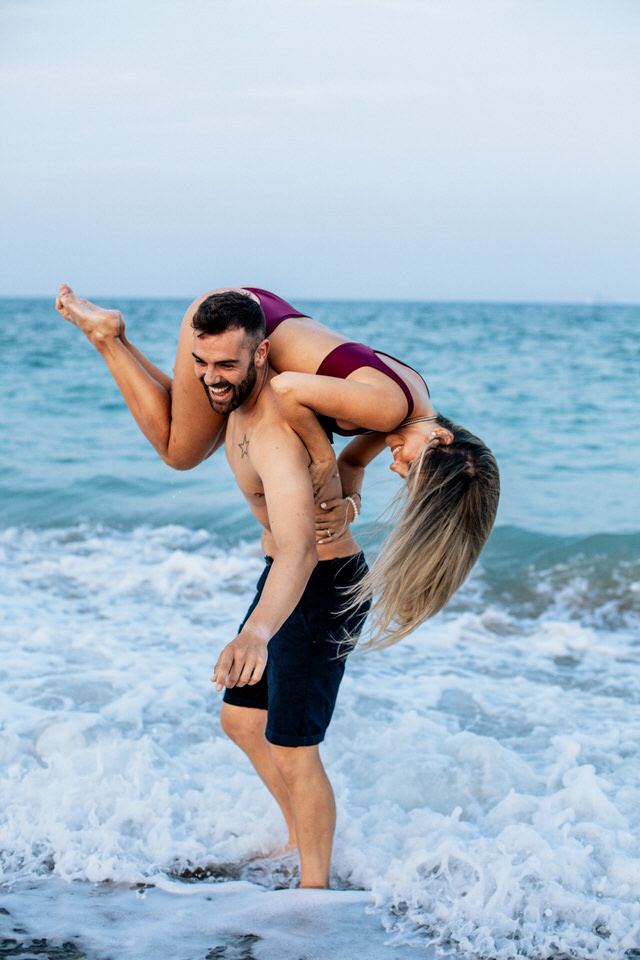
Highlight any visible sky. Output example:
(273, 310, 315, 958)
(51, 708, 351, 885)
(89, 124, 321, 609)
(2, 0, 639, 301)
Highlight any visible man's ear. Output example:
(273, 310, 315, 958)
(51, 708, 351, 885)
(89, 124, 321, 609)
(255, 338, 270, 366)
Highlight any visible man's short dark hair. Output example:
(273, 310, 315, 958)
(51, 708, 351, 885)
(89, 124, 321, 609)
(191, 291, 266, 347)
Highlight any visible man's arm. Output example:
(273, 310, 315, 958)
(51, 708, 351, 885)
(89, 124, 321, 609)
(212, 423, 318, 691)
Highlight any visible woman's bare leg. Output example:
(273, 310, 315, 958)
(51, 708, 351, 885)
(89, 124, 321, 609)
(56, 285, 225, 469)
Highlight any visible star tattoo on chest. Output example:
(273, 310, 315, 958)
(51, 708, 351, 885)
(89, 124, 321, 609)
(238, 434, 250, 459)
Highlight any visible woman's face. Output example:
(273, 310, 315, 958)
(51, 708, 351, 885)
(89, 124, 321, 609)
(385, 428, 426, 478)
(384, 424, 453, 479)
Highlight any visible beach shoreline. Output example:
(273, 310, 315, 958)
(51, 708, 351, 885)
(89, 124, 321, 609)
(1, 876, 430, 960)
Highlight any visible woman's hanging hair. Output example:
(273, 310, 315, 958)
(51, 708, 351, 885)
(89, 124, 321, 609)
(353, 415, 500, 649)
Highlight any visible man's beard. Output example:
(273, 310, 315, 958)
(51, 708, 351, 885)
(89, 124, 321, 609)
(201, 359, 258, 414)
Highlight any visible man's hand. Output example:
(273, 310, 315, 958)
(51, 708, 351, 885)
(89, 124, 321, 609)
(309, 455, 339, 498)
(212, 624, 269, 692)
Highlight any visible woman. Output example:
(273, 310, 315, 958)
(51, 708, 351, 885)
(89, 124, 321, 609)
(55, 284, 499, 647)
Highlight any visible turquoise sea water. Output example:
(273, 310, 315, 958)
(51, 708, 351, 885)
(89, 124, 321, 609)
(1, 296, 639, 959)
(3, 297, 638, 538)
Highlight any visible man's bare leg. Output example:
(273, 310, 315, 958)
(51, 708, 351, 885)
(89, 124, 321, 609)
(220, 703, 297, 852)
(55, 285, 223, 468)
(271, 743, 336, 888)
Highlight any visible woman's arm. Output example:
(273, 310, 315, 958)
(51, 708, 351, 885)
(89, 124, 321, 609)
(338, 432, 387, 494)
(271, 370, 405, 494)
(316, 432, 387, 544)
(271, 371, 408, 435)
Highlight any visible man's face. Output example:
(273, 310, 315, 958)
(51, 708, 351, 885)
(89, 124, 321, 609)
(192, 329, 263, 415)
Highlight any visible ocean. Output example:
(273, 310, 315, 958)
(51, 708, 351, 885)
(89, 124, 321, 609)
(1, 296, 639, 960)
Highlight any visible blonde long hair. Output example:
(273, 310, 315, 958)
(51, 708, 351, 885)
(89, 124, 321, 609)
(353, 415, 500, 649)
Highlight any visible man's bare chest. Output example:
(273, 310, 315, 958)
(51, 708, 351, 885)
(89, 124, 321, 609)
(225, 420, 265, 506)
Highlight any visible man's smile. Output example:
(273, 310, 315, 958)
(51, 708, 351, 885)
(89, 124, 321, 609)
(208, 382, 232, 396)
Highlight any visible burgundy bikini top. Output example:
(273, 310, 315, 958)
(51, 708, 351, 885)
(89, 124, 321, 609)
(316, 343, 416, 435)
(242, 286, 424, 437)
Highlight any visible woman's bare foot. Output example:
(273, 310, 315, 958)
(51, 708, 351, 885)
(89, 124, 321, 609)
(55, 285, 123, 341)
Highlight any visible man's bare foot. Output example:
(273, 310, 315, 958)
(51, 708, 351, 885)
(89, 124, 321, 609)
(55, 285, 123, 341)
(265, 841, 298, 860)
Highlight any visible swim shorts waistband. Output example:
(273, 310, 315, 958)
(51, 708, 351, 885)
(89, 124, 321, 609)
(263, 552, 366, 583)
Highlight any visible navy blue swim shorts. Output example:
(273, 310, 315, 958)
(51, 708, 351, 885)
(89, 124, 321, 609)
(223, 553, 370, 747)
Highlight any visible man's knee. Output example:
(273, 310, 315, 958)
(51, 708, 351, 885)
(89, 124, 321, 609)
(220, 702, 267, 747)
(270, 743, 321, 787)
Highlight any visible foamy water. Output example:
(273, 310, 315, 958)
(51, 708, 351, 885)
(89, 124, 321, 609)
(2, 523, 640, 958)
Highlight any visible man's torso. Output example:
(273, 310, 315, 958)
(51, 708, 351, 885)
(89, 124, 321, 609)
(225, 377, 359, 560)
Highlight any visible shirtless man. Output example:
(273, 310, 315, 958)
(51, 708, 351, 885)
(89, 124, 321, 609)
(56, 287, 369, 889)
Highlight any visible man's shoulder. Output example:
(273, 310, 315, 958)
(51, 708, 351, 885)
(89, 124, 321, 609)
(252, 379, 293, 433)
(249, 382, 310, 470)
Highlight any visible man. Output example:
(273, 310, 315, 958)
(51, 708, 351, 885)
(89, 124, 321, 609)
(190, 291, 368, 889)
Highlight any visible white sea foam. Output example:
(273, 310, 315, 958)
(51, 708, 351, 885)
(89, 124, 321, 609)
(1, 880, 425, 960)
(2, 524, 640, 959)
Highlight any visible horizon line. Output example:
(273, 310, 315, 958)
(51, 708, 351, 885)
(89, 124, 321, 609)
(1, 294, 636, 308)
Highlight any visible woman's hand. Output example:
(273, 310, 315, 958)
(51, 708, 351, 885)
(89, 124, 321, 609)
(315, 496, 358, 544)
